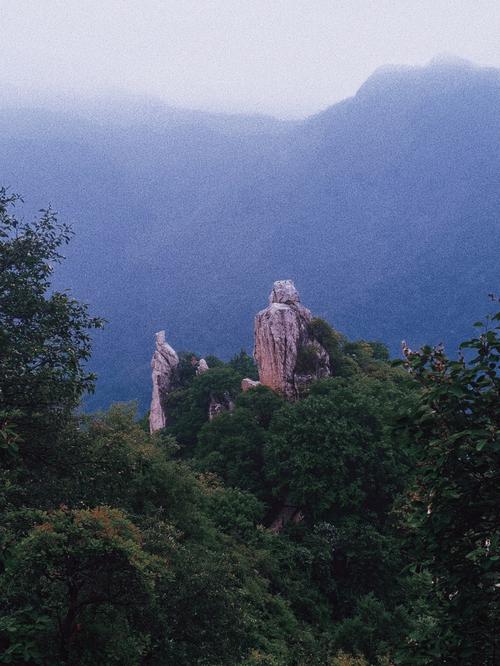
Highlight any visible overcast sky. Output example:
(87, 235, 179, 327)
(1, 0, 500, 118)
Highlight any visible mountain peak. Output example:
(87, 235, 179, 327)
(427, 53, 476, 69)
(355, 55, 499, 101)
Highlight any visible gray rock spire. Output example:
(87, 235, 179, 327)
(149, 330, 179, 433)
(254, 280, 329, 399)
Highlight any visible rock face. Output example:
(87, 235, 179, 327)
(149, 331, 179, 433)
(241, 378, 261, 392)
(254, 280, 330, 399)
(196, 358, 209, 374)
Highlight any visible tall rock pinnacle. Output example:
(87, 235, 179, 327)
(149, 330, 179, 433)
(254, 280, 330, 399)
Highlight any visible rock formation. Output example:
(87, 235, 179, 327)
(148, 279, 328, 435)
(254, 280, 330, 399)
(149, 331, 179, 434)
(241, 377, 261, 392)
(196, 358, 209, 374)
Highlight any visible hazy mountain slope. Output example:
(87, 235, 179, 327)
(274, 57, 500, 345)
(0, 58, 498, 411)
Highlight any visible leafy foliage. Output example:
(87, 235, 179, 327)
(309, 317, 392, 377)
(165, 366, 241, 452)
(0, 507, 160, 665)
(0, 188, 103, 446)
(228, 349, 259, 380)
(1, 190, 497, 664)
(396, 301, 500, 664)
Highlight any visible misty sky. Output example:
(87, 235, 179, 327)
(2, 0, 500, 118)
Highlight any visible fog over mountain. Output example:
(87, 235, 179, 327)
(1, 57, 498, 411)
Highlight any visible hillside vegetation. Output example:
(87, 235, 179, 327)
(1, 191, 498, 664)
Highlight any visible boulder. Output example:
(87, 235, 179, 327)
(196, 358, 209, 374)
(241, 377, 261, 392)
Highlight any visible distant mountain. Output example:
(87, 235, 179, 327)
(1, 57, 498, 411)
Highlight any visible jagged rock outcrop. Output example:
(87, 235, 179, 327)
(149, 331, 179, 433)
(196, 358, 209, 374)
(254, 280, 330, 399)
(241, 378, 261, 392)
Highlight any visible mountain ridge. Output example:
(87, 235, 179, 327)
(1, 57, 498, 411)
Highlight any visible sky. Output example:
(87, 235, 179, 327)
(1, 0, 500, 118)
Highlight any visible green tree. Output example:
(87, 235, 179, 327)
(195, 385, 284, 498)
(264, 374, 416, 626)
(0, 189, 103, 447)
(308, 317, 391, 377)
(397, 304, 500, 664)
(235, 384, 285, 428)
(0, 507, 162, 665)
(166, 366, 241, 452)
(203, 479, 264, 540)
(196, 407, 268, 497)
(265, 375, 414, 526)
(229, 349, 259, 380)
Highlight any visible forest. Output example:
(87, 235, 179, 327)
(0, 190, 498, 665)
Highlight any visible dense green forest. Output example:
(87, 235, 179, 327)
(1, 191, 498, 665)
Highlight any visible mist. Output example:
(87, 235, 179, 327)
(2, 0, 500, 118)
